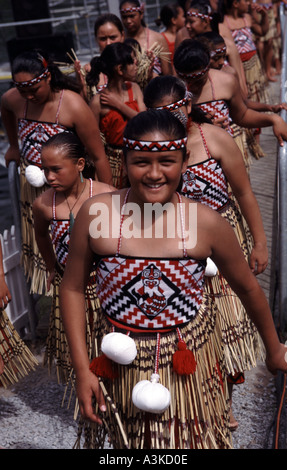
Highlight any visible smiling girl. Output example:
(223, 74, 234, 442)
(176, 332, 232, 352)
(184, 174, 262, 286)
(60, 110, 287, 449)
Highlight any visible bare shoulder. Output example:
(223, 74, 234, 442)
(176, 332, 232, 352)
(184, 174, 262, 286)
(1, 87, 24, 112)
(32, 187, 54, 216)
(92, 181, 117, 195)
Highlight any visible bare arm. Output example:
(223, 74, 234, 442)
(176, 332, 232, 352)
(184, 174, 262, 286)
(0, 90, 21, 167)
(60, 201, 106, 423)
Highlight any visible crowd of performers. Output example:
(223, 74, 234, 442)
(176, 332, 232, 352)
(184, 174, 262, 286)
(1, 0, 287, 450)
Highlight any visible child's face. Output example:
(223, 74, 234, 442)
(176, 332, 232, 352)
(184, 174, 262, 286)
(210, 43, 227, 70)
(175, 7, 186, 31)
(125, 131, 186, 206)
(96, 22, 124, 52)
(14, 71, 52, 104)
(237, 0, 250, 14)
(120, 3, 143, 34)
(122, 53, 138, 81)
(186, 10, 210, 38)
(41, 147, 83, 191)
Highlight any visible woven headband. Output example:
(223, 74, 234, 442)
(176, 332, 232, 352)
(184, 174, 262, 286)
(176, 64, 209, 80)
(153, 91, 193, 111)
(14, 68, 49, 88)
(123, 137, 187, 151)
(210, 46, 227, 57)
(120, 4, 144, 14)
(186, 10, 212, 20)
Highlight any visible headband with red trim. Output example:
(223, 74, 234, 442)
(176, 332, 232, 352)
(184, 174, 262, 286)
(210, 46, 227, 57)
(13, 68, 49, 88)
(153, 91, 193, 111)
(176, 64, 209, 80)
(123, 137, 187, 151)
(120, 3, 144, 14)
(186, 10, 212, 20)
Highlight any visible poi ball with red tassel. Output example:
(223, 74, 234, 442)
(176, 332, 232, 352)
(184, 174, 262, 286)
(172, 340, 197, 375)
(90, 354, 119, 379)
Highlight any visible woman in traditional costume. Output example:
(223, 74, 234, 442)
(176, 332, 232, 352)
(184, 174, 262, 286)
(0, 50, 112, 294)
(60, 110, 287, 449)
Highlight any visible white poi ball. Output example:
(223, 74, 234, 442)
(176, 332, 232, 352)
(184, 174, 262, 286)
(25, 165, 47, 187)
(101, 332, 137, 365)
(132, 373, 171, 414)
(205, 257, 218, 277)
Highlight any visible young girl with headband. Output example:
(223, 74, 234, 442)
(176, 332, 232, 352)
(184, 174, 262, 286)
(60, 109, 287, 449)
(223, 0, 270, 102)
(175, 0, 248, 96)
(0, 50, 113, 294)
(173, 39, 287, 151)
(143, 74, 268, 431)
(88, 42, 146, 188)
(119, 0, 173, 78)
(32, 132, 114, 384)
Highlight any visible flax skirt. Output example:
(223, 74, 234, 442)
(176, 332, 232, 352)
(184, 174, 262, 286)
(205, 199, 264, 376)
(0, 309, 38, 387)
(20, 158, 48, 294)
(75, 293, 232, 450)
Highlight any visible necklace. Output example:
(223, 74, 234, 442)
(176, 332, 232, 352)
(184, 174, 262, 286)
(64, 180, 87, 233)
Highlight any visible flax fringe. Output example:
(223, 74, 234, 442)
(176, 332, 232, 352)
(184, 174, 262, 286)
(243, 53, 270, 104)
(0, 309, 38, 387)
(20, 158, 49, 295)
(104, 144, 128, 189)
(205, 199, 265, 375)
(75, 294, 232, 450)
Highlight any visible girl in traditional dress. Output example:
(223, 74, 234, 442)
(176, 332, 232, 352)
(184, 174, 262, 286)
(156, 3, 186, 72)
(119, 0, 173, 82)
(173, 39, 287, 154)
(88, 42, 146, 189)
(0, 242, 38, 387)
(32, 132, 114, 384)
(60, 109, 287, 449)
(175, 0, 249, 97)
(0, 50, 112, 294)
(222, 0, 270, 103)
(143, 74, 267, 431)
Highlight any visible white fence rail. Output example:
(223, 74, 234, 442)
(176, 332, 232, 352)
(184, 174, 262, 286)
(1, 225, 36, 338)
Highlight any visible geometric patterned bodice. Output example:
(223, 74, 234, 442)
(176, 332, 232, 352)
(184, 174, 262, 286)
(95, 191, 206, 332)
(95, 255, 206, 332)
(181, 125, 229, 210)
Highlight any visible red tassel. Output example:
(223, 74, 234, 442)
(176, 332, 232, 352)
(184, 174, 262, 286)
(172, 340, 197, 375)
(89, 354, 119, 379)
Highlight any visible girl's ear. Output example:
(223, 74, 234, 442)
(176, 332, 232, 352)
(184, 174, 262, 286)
(77, 157, 86, 173)
(115, 64, 124, 76)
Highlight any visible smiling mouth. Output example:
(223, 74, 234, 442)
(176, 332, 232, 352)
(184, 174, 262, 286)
(144, 183, 165, 189)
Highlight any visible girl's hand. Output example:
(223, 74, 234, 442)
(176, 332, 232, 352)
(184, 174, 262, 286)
(100, 89, 122, 109)
(76, 369, 107, 424)
(270, 103, 287, 113)
(265, 343, 287, 376)
(0, 277, 12, 309)
(249, 243, 268, 275)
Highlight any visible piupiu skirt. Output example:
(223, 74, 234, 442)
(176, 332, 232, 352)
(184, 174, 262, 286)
(75, 293, 232, 450)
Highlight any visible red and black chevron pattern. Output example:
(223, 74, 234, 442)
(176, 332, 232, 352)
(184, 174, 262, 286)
(181, 159, 229, 211)
(197, 99, 233, 135)
(50, 219, 70, 267)
(96, 255, 206, 331)
(231, 27, 256, 55)
(18, 119, 67, 166)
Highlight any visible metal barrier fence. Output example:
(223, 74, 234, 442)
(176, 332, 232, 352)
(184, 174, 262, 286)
(277, 4, 287, 336)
